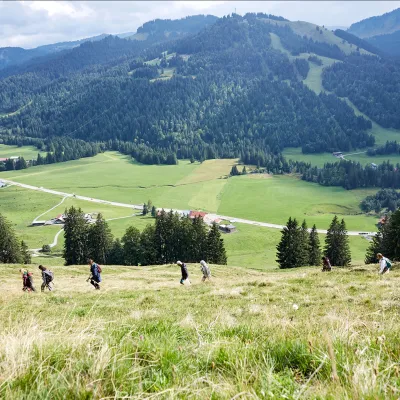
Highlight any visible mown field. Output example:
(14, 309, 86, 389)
(0, 144, 45, 160)
(1, 263, 399, 399)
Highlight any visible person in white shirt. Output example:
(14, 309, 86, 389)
(377, 253, 390, 274)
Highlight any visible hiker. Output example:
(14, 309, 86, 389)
(20, 269, 36, 292)
(377, 253, 391, 274)
(200, 260, 211, 282)
(177, 260, 190, 285)
(88, 258, 102, 289)
(321, 256, 332, 272)
(38, 265, 54, 292)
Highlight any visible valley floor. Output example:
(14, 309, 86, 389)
(1, 263, 399, 399)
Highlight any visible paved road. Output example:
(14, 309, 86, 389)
(1, 178, 376, 237)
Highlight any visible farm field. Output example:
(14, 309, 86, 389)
(0, 144, 45, 161)
(1, 263, 399, 398)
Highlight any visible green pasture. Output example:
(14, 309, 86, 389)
(0, 144, 45, 160)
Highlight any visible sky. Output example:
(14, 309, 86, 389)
(1, 1, 400, 49)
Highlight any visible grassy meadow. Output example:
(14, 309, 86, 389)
(1, 262, 399, 398)
(0, 144, 45, 160)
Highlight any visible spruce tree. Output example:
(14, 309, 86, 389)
(365, 227, 384, 264)
(122, 226, 141, 266)
(299, 219, 311, 266)
(63, 206, 88, 265)
(108, 239, 125, 265)
(0, 212, 22, 263)
(142, 203, 148, 215)
(20, 240, 31, 264)
(151, 206, 157, 218)
(140, 224, 157, 265)
(308, 224, 321, 266)
(324, 216, 351, 266)
(242, 166, 247, 175)
(207, 222, 227, 265)
(382, 208, 400, 260)
(88, 213, 114, 264)
(276, 217, 302, 268)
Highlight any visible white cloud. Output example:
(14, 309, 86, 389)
(1, 1, 400, 48)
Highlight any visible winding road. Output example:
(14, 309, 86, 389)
(1, 178, 376, 238)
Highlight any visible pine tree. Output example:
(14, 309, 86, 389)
(324, 216, 351, 266)
(63, 206, 89, 265)
(88, 213, 114, 264)
(230, 165, 240, 176)
(308, 224, 321, 266)
(299, 219, 311, 266)
(365, 226, 384, 264)
(276, 217, 302, 268)
(143, 203, 149, 215)
(140, 224, 157, 265)
(242, 166, 247, 175)
(189, 216, 208, 262)
(20, 240, 31, 264)
(108, 239, 125, 265)
(207, 222, 227, 264)
(122, 226, 141, 265)
(382, 208, 400, 260)
(151, 206, 157, 218)
(0, 212, 22, 263)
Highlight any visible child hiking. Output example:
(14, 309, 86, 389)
(377, 253, 391, 275)
(177, 261, 190, 285)
(200, 260, 211, 282)
(321, 256, 332, 272)
(88, 258, 102, 290)
(38, 265, 54, 292)
(20, 269, 36, 292)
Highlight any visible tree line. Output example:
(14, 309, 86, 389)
(63, 207, 227, 266)
(0, 213, 31, 264)
(361, 189, 400, 213)
(276, 215, 351, 268)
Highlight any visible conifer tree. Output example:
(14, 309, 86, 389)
(299, 219, 311, 266)
(382, 208, 400, 260)
(242, 166, 247, 175)
(122, 226, 141, 266)
(276, 217, 302, 268)
(190, 216, 208, 262)
(63, 206, 88, 265)
(142, 203, 149, 215)
(88, 213, 114, 264)
(108, 238, 125, 265)
(0, 212, 22, 263)
(365, 226, 384, 264)
(230, 165, 240, 176)
(20, 240, 31, 264)
(207, 222, 227, 264)
(309, 224, 321, 266)
(324, 216, 351, 266)
(151, 206, 157, 218)
(140, 224, 157, 265)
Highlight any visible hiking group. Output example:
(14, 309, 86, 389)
(18, 253, 390, 292)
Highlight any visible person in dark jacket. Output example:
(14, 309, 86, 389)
(20, 269, 36, 292)
(38, 265, 53, 292)
(177, 260, 190, 285)
(322, 256, 332, 272)
(88, 258, 101, 289)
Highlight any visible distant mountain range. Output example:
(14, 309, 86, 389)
(0, 12, 399, 165)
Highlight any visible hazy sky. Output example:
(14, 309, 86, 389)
(1, 1, 400, 48)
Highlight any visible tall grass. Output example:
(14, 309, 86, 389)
(0, 263, 399, 398)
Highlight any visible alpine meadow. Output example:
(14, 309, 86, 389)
(2, 4, 400, 399)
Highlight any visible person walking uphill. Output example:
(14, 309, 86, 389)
(38, 265, 54, 292)
(377, 253, 391, 275)
(200, 260, 211, 282)
(177, 261, 190, 285)
(88, 258, 102, 289)
(20, 269, 36, 292)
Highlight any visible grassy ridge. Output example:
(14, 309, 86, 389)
(0, 263, 398, 398)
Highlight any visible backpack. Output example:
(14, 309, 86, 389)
(97, 265, 102, 274)
(385, 258, 392, 269)
(45, 270, 54, 282)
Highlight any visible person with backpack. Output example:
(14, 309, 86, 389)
(38, 265, 54, 292)
(377, 253, 391, 274)
(88, 258, 102, 289)
(177, 261, 190, 285)
(200, 260, 211, 282)
(321, 256, 332, 272)
(20, 269, 36, 292)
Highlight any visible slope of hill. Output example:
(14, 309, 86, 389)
(1, 262, 399, 398)
(367, 30, 400, 59)
(348, 7, 400, 38)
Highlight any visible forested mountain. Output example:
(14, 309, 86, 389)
(0, 12, 399, 168)
(348, 8, 400, 38)
(367, 30, 400, 60)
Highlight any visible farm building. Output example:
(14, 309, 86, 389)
(218, 224, 237, 233)
(370, 163, 378, 170)
(31, 220, 46, 226)
(189, 211, 207, 220)
(332, 152, 343, 159)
